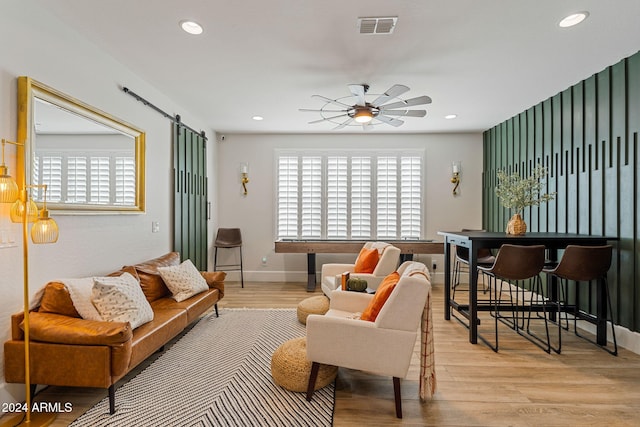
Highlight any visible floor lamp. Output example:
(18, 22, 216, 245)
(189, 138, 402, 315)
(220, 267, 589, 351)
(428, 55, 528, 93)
(0, 139, 59, 427)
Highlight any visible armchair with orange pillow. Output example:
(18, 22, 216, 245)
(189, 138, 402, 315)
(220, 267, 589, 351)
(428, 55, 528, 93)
(320, 242, 401, 298)
(306, 261, 434, 418)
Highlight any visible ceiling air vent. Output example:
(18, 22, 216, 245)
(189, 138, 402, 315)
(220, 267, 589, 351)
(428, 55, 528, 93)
(358, 16, 398, 35)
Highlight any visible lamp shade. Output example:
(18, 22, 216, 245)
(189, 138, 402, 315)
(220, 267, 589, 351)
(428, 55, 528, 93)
(0, 168, 19, 203)
(10, 198, 39, 223)
(354, 109, 373, 124)
(31, 213, 59, 244)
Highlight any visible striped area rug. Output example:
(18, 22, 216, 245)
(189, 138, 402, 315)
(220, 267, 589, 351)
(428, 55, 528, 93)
(71, 308, 335, 426)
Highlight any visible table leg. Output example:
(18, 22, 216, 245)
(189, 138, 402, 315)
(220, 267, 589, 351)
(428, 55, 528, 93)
(596, 277, 607, 345)
(400, 253, 414, 263)
(444, 240, 451, 320)
(469, 243, 478, 344)
(307, 253, 316, 292)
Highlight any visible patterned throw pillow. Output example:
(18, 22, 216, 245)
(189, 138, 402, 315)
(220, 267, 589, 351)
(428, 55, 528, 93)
(91, 272, 154, 329)
(157, 259, 209, 302)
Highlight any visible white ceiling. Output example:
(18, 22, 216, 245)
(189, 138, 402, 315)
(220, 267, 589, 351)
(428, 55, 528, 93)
(33, 0, 640, 134)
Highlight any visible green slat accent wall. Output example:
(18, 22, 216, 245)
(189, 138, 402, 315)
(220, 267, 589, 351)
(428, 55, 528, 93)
(173, 125, 208, 270)
(483, 50, 640, 333)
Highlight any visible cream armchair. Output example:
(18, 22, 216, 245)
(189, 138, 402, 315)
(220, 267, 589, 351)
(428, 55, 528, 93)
(320, 242, 401, 297)
(306, 261, 431, 418)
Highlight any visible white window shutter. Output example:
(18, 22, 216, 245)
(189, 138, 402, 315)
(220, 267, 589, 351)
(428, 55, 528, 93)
(401, 156, 422, 239)
(376, 156, 398, 239)
(90, 156, 110, 204)
(350, 156, 371, 239)
(277, 156, 299, 238)
(67, 156, 88, 203)
(115, 156, 136, 205)
(327, 156, 348, 239)
(301, 156, 322, 238)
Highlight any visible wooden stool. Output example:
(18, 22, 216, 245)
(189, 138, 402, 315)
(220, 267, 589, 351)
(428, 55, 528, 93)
(296, 295, 329, 325)
(271, 337, 337, 392)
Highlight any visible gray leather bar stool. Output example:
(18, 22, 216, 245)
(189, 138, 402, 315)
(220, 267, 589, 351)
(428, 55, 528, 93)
(477, 244, 555, 353)
(543, 245, 617, 355)
(214, 228, 244, 288)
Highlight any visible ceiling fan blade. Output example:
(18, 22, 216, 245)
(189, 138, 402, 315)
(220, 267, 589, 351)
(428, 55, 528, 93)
(333, 117, 355, 130)
(312, 95, 352, 108)
(371, 84, 410, 107)
(299, 108, 348, 113)
(381, 109, 427, 117)
(375, 114, 404, 127)
(379, 95, 432, 110)
(348, 84, 366, 106)
(308, 113, 348, 124)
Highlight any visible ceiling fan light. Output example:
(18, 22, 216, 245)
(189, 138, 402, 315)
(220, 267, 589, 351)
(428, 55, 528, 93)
(354, 109, 373, 123)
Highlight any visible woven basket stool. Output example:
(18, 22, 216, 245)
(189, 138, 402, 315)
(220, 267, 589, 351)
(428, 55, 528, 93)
(296, 295, 329, 325)
(271, 337, 337, 393)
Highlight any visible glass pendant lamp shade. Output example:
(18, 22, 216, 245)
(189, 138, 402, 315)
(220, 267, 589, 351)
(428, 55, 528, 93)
(10, 197, 39, 223)
(0, 167, 19, 203)
(31, 211, 59, 244)
(0, 138, 19, 203)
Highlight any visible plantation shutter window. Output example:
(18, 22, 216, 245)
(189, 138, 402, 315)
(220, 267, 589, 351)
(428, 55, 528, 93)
(276, 150, 422, 240)
(277, 156, 299, 238)
(66, 156, 88, 203)
(32, 151, 136, 206)
(115, 156, 136, 205)
(400, 156, 422, 239)
(350, 156, 372, 239)
(327, 156, 348, 239)
(301, 156, 322, 238)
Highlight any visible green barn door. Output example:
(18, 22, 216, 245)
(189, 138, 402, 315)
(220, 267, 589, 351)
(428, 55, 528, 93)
(173, 123, 208, 270)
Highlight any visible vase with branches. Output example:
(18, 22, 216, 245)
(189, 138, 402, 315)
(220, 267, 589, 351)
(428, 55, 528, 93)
(495, 164, 556, 235)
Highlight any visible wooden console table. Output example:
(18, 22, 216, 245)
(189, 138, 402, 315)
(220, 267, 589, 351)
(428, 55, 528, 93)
(274, 239, 443, 291)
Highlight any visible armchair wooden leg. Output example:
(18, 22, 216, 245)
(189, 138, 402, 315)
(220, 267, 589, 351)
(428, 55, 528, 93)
(109, 385, 116, 414)
(393, 377, 402, 419)
(214, 303, 219, 318)
(306, 362, 320, 401)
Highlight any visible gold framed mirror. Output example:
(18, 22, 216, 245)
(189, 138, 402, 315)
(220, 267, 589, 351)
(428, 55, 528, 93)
(17, 77, 146, 213)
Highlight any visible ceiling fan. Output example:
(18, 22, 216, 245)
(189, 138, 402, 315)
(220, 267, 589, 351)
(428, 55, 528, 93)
(300, 84, 432, 130)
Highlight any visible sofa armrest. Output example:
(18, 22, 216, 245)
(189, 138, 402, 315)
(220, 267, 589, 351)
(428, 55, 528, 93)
(24, 312, 132, 346)
(201, 271, 226, 298)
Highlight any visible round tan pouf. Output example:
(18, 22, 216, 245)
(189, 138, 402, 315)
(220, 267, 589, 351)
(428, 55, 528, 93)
(271, 337, 337, 393)
(296, 295, 329, 325)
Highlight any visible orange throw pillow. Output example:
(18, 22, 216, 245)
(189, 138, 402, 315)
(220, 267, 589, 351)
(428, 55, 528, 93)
(354, 248, 380, 273)
(361, 272, 400, 321)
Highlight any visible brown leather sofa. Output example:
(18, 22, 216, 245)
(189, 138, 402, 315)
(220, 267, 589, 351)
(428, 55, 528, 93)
(4, 252, 225, 414)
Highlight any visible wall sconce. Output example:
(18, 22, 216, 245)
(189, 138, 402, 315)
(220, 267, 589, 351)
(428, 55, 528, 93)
(240, 163, 249, 196)
(451, 161, 461, 196)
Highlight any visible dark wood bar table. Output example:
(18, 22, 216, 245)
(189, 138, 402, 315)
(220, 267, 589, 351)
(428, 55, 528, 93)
(274, 239, 443, 291)
(437, 230, 616, 346)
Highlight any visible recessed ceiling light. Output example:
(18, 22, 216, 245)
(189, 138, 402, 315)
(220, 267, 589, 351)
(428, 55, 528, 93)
(445, 114, 457, 120)
(252, 116, 264, 121)
(180, 20, 203, 35)
(559, 12, 589, 28)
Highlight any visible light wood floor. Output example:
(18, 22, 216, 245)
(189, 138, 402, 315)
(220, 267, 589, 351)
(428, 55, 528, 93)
(8, 281, 640, 426)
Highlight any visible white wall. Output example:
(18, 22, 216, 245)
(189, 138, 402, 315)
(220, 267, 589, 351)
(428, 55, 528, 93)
(216, 133, 484, 283)
(0, 3, 218, 403)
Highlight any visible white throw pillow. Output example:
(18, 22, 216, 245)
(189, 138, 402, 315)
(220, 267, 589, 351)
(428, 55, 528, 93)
(91, 272, 154, 329)
(157, 259, 209, 302)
